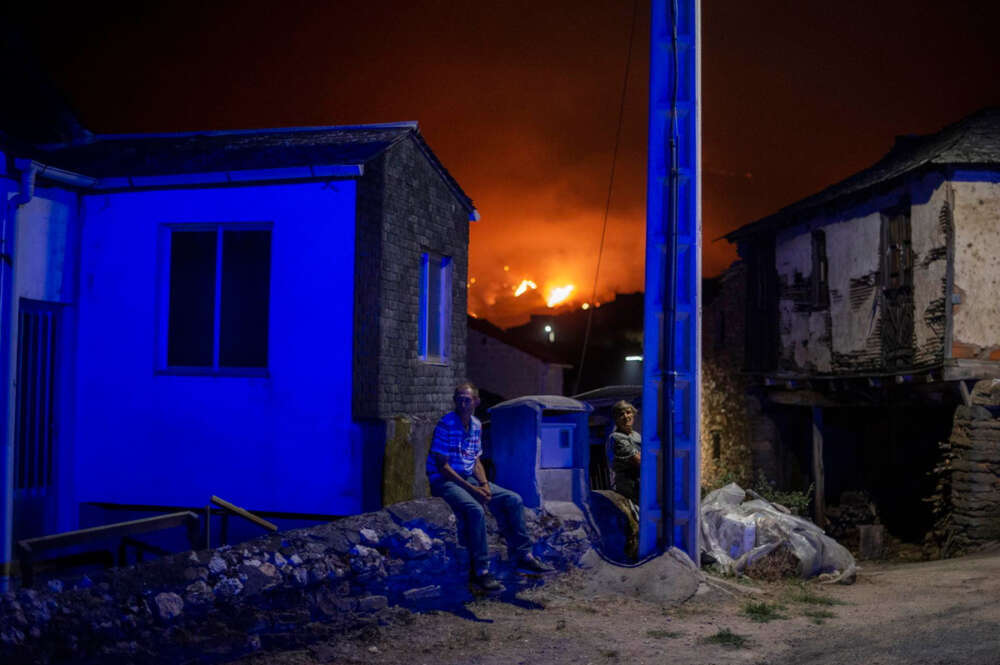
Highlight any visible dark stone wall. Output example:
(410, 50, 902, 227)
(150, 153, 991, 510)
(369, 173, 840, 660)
(353, 134, 470, 421)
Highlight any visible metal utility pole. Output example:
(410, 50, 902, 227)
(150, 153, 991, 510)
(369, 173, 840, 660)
(640, 0, 701, 562)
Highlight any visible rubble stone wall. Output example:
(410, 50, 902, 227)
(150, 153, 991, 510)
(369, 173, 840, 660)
(701, 263, 756, 489)
(0, 499, 592, 665)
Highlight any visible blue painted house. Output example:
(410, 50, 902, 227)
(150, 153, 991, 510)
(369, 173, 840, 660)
(1, 109, 478, 568)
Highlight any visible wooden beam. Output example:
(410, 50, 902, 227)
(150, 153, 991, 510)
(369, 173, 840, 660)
(210, 496, 278, 532)
(943, 359, 1000, 382)
(812, 407, 825, 528)
(16, 512, 199, 554)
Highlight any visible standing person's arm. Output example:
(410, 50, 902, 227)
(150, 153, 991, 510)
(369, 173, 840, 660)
(612, 433, 641, 470)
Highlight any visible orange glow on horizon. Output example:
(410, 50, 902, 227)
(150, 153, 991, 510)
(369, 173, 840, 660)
(546, 284, 574, 308)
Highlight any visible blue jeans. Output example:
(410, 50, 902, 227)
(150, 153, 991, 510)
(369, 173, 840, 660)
(431, 476, 532, 573)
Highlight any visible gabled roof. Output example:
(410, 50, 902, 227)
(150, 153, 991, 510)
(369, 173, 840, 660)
(29, 122, 476, 214)
(726, 107, 1000, 241)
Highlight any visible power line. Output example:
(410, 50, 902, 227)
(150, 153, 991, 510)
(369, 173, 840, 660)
(572, 0, 640, 395)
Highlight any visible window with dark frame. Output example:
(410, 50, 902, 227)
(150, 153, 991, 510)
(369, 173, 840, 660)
(419, 252, 452, 362)
(883, 211, 912, 290)
(166, 226, 271, 371)
(811, 229, 829, 308)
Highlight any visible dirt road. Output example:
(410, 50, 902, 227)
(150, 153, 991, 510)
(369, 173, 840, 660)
(233, 548, 1000, 665)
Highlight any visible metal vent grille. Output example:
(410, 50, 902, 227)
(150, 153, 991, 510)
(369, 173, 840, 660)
(14, 307, 56, 491)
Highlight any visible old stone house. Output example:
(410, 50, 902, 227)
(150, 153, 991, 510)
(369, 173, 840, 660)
(1, 101, 478, 575)
(716, 108, 1000, 546)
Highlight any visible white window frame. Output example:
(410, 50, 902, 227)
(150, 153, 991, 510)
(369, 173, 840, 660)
(156, 222, 273, 376)
(418, 252, 452, 363)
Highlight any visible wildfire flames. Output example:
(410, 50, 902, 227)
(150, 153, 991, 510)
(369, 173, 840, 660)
(546, 284, 574, 308)
(513, 279, 537, 297)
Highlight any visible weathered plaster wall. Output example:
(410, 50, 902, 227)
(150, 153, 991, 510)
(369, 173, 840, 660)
(951, 177, 1000, 359)
(825, 209, 881, 370)
(909, 174, 951, 367)
(775, 221, 835, 372)
(773, 174, 951, 375)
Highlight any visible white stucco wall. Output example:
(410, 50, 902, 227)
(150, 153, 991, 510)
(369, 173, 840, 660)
(951, 177, 1000, 356)
(467, 328, 564, 399)
(73, 181, 361, 515)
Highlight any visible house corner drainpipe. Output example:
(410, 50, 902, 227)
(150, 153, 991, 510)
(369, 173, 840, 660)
(1, 158, 37, 592)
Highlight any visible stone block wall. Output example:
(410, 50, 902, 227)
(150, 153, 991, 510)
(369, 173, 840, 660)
(353, 133, 471, 422)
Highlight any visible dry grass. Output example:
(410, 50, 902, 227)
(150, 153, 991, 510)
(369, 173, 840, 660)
(742, 600, 788, 623)
(646, 629, 682, 639)
(803, 608, 837, 624)
(701, 628, 748, 649)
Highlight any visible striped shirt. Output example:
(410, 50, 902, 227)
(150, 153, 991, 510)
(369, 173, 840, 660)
(426, 411, 482, 484)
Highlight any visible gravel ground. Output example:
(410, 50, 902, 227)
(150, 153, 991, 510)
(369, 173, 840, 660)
(230, 546, 1000, 665)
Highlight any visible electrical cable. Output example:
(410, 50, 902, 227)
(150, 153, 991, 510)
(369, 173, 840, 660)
(662, 0, 681, 553)
(572, 0, 640, 395)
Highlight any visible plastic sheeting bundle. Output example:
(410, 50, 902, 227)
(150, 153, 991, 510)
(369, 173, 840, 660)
(701, 483, 856, 584)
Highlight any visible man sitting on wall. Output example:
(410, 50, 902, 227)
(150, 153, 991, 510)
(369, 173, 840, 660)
(427, 381, 554, 593)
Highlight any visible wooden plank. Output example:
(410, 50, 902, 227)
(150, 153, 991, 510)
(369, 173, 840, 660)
(943, 359, 1000, 382)
(858, 524, 887, 559)
(16, 511, 198, 554)
(812, 407, 825, 528)
(210, 496, 278, 532)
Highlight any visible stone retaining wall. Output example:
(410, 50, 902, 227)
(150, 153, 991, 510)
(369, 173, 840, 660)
(0, 498, 593, 665)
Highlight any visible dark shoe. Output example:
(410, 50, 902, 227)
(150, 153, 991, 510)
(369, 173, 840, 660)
(517, 554, 554, 575)
(470, 571, 503, 593)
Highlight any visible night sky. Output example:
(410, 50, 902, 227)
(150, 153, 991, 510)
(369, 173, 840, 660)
(10, 1, 1000, 326)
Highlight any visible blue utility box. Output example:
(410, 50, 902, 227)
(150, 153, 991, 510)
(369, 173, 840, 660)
(488, 396, 592, 509)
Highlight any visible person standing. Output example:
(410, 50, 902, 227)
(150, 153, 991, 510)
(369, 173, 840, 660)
(608, 400, 641, 503)
(427, 381, 553, 593)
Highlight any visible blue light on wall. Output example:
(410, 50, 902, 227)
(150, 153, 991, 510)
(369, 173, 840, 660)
(73, 181, 363, 516)
(642, 0, 701, 563)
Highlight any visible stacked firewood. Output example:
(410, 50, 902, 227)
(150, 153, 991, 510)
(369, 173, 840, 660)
(925, 381, 1000, 558)
(824, 490, 879, 545)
